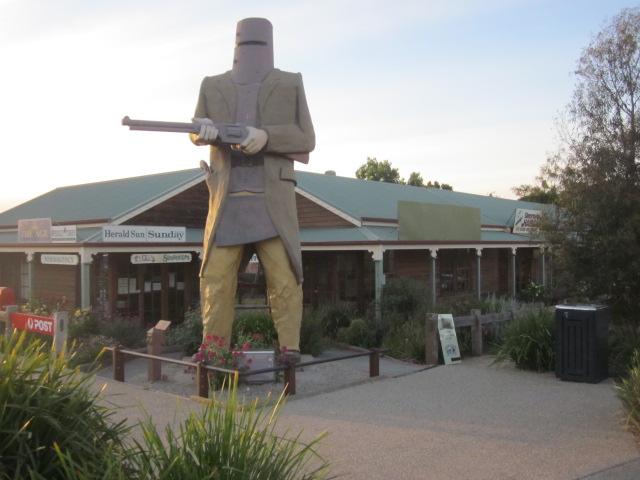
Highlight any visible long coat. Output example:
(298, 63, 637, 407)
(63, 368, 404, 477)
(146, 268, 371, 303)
(192, 69, 315, 284)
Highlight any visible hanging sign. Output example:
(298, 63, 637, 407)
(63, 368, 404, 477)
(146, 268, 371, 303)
(18, 218, 52, 243)
(438, 314, 461, 365)
(41, 254, 79, 265)
(103, 226, 186, 243)
(130, 253, 192, 264)
(51, 225, 77, 243)
(513, 209, 541, 235)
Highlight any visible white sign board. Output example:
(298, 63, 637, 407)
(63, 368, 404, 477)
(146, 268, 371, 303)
(41, 254, 79, 265)
(438, 314, 461, 365)
(103, 226, 186, 243)
(513, 209, 542, 235)
(131, 253, 192, 264)
(51, 225, 77, 243)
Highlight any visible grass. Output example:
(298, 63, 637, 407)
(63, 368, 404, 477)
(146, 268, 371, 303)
(0, 332, 131, 479)
(1, 331, 332, 479)
(129, 375, 331, 479)
(615, 350, 640, 436)
(491, 307, 556, 372)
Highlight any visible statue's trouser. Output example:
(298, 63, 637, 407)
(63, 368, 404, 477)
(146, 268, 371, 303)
(200, 236, 302, 351)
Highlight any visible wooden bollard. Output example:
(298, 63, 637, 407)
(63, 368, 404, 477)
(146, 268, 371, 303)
(283, 359, 297, 396)
(113, 347, 125, 382)
(369, 348, 380, 377)
(196, 362, 209, 398)
(471, 309, 483, 356)
(147, 320, 171, 381)
(425, 313, 439, 366)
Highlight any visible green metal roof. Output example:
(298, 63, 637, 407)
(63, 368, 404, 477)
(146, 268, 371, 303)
(295, 171, 550, 227)
(0, 168, 548, 246)
(0, 169, 203, 226)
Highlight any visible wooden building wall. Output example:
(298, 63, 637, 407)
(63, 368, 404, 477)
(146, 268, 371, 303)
(33, 261, 78, 307)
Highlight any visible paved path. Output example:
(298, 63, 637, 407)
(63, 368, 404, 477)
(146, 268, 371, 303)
(94, 354, 640, 480)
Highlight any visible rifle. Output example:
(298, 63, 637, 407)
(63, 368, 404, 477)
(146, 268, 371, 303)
(121, 116, 249, 145)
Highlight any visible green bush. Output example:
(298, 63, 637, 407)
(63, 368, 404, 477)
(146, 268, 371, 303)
(68, 308, 103, 342)
(168, 307, 204, 355)
(233, 311, 278, 347)
(0, 332, 131, 479)
(609, 324, 640, 376)
(382, 318, 425, 363)
(1, 333, 333, 479)
(66, 309, 146, 368)
(68, 334, 118, 369)
(615, 349, 640, 434)
(381, 277, 427, 319)
(314, 302, 357, 339)
(100, 317, 146, 349)
(170, 306, 331, 358)
(337, 318, 372, 348)
(300, 309, 329, 356)
(492, 308, 556, 372)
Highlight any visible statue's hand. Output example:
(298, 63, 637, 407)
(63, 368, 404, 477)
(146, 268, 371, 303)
(192, 118, 218, 144)
(240, 127, 268, 155)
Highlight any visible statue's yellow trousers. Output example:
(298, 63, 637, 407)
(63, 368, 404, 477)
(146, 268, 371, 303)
(200, 236, 302, 351)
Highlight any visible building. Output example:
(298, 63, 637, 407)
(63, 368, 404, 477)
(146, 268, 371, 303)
(0, 169, 549, 325)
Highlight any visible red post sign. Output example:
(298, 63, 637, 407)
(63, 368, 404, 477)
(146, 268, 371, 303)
(11, 312, 55, 335)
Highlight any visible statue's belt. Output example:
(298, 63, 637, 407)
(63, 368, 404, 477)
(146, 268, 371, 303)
(230, 154, 264, 168)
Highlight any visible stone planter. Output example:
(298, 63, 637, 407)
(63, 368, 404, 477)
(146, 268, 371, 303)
(239, 350, 276, 384)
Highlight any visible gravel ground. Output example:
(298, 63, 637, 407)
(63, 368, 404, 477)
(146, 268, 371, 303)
(96, 350, 392, 405)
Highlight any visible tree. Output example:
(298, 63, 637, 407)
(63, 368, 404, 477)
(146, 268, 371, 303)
(426, 180, 453, 190)
(355, 158, 453, 190)
(512, 179, 558, 204)
(541, 8, 640, 324)
(355, 157, 404, 183)
(407, 172, 424, 186)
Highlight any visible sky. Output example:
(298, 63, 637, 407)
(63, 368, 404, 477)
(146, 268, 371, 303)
(0, 0, 637, 214)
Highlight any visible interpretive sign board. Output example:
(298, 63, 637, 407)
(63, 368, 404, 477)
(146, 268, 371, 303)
(438, 314, 461, 365)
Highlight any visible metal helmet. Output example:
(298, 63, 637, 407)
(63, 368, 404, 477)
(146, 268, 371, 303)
(231, 17, 274, 84)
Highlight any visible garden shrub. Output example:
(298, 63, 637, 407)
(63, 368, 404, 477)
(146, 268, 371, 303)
(337, 318, 372, 348)
(300, 309, 328, 356)
(68, 308, 102, 342)
(167, 307, 204, 355)
(615, 349, 640, 435)
(68, 334, 119, 369)
(609, 323, 640, 377)
(100, 317, 146, 349)
(1, 333, 333, 479)
(492, 307, 555, 372)
(314, 302, 357, 339)
(124, 375, 332, 480)
(382, 318, 425, 363)
(381, 277, 428, 320)
(66, 309, 146, 368)
(233, 311, 278, 347)
(0, 332, 131, 479)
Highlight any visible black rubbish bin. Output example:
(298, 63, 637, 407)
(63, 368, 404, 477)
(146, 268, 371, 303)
(555, 305, 609, 383)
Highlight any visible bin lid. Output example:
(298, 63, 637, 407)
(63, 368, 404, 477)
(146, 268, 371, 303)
(555, 304, 607, 311)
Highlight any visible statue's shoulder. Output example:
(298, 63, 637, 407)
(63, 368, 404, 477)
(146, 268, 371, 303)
(266, 69, 303, 85)
(200, 71, 232, 87)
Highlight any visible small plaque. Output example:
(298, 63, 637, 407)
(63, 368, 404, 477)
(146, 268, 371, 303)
(155, 320, 171, 331)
